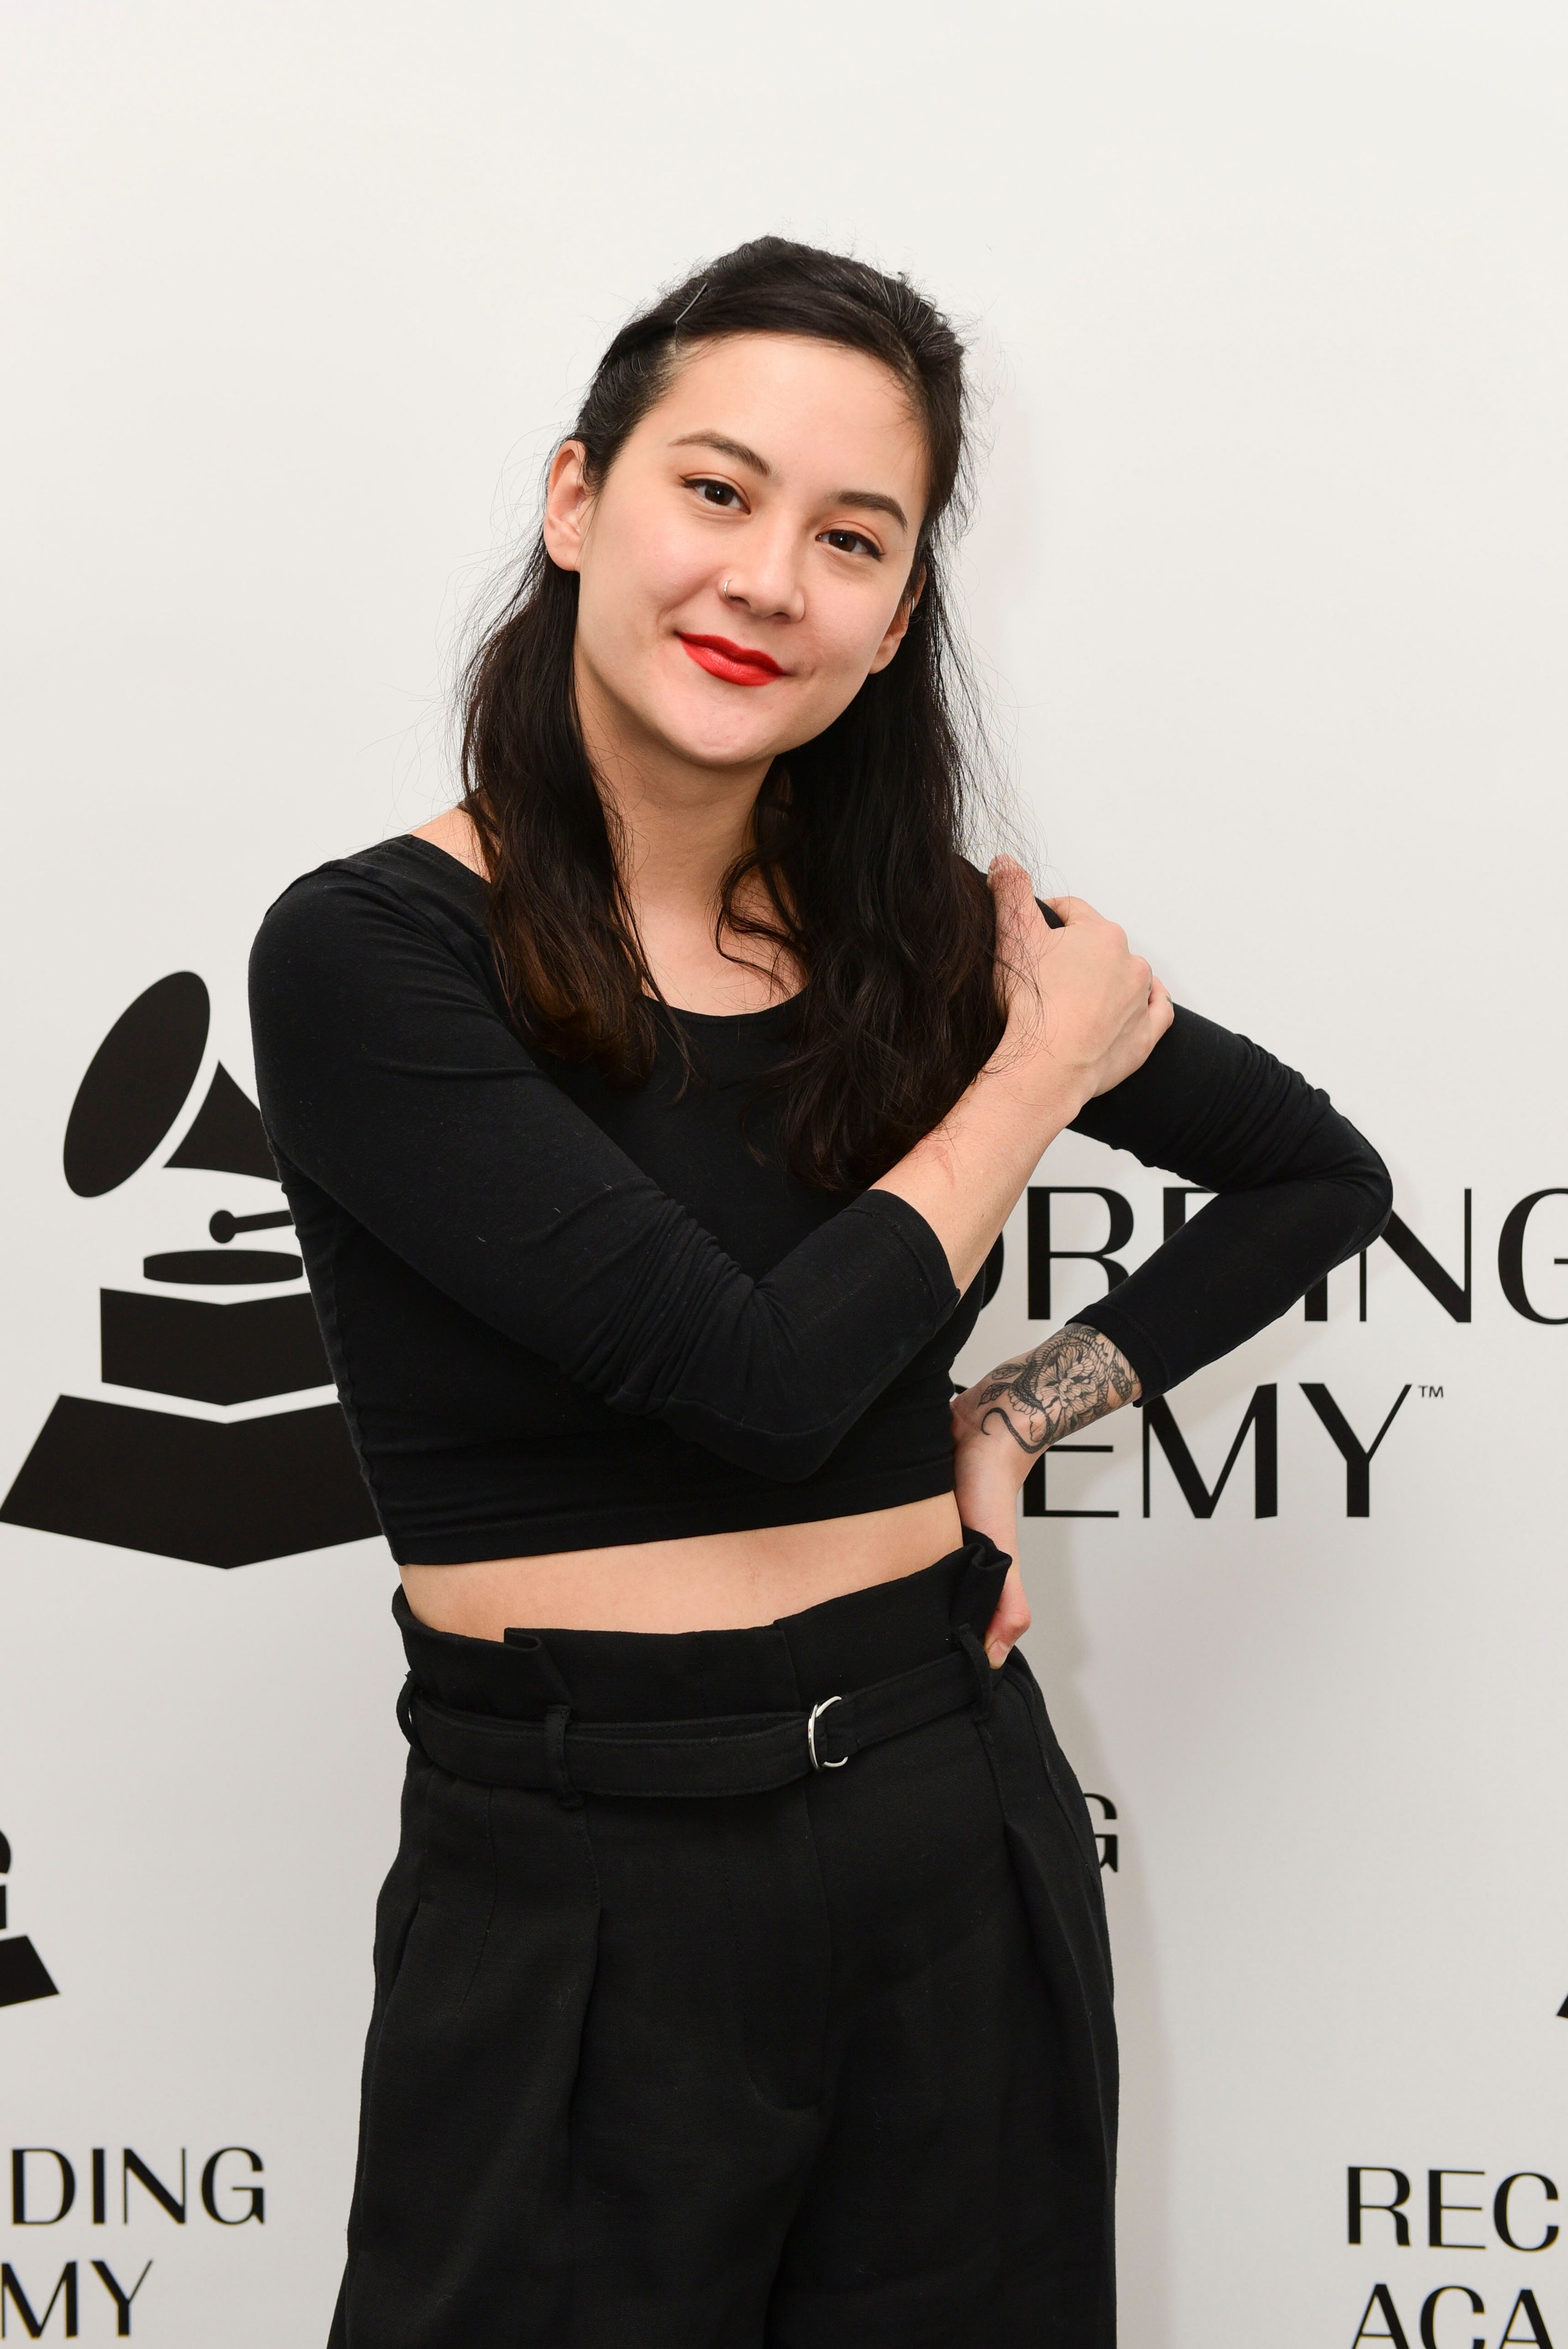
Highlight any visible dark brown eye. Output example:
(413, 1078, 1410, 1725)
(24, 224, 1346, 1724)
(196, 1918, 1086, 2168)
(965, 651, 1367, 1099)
(822, 527, 880, 559)
(688, 477, 742, 508)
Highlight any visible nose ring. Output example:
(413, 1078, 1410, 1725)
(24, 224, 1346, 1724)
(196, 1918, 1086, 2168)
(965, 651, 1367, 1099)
(721, 577, 733, 601)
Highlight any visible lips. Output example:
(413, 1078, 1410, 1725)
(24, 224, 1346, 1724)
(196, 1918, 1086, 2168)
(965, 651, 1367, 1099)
(677, 634, 786, 687)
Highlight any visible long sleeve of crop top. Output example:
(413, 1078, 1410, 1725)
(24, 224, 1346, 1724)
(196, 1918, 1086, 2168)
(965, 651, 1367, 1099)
(250, 859, 1391, 1488)
(251, 865, 960, 1485)
(1063, 1008, 1391, 1399)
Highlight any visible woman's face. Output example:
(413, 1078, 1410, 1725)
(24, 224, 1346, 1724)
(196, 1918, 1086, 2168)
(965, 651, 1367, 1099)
(544, 333, 930, 778)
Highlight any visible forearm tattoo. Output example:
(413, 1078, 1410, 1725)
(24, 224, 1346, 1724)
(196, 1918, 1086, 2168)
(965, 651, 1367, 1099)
(971, 1324, 1140, 1457)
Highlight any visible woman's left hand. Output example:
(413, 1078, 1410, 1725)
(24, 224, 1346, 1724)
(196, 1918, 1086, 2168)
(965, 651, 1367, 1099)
(951, 1416, 1032, 1668)
(951, 1323, 1142, 1669)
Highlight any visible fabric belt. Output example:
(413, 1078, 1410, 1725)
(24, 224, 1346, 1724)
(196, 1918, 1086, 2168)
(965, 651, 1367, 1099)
(397, 1629, 996, 1802)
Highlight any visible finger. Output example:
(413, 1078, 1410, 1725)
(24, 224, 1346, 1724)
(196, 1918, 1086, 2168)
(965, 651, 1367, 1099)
(988, 858, 1049, 982)
(987, 855, 1041, 932)
(983, 1563, 1031, 1667)
(1040, 894, 1102, 927)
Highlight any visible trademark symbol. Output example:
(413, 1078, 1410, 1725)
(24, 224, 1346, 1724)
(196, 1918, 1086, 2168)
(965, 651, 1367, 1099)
(1419, 1384, 1444, 1400)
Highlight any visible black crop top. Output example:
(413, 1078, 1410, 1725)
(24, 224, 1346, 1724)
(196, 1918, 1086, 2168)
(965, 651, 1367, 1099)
(248, 838, 1390, 1563)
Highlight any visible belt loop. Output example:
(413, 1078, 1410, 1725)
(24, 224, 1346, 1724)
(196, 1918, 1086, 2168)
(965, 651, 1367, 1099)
(955, 1626, 995, 1716)
(544, 1705, 582, 1809)
(502, 1626, 574, 1706)
(396, 1675, 424, 1754)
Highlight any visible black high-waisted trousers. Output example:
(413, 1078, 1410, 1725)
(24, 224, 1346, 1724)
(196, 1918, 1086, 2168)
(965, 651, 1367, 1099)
(328, 1537, 1117, 2348)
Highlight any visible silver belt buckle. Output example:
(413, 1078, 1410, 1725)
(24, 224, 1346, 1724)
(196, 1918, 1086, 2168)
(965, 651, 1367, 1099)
(807, 1694, 847, 1771)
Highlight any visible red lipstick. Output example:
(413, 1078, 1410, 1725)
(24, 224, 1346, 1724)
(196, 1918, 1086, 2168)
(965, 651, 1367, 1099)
(677, 633, 786, 686)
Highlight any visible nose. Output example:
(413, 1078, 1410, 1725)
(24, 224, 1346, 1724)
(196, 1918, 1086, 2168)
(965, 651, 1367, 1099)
(719, 518, 806, 624)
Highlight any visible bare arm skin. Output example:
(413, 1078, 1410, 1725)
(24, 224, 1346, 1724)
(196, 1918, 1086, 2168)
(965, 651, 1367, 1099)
(965, 1324, 1141, 1458)
(951, 1324, 1142, 1666)
(874, 861, 1171, 1295)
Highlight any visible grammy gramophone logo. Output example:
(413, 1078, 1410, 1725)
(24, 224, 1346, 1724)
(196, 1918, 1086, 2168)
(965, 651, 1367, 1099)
(1, 974, 377, 1567)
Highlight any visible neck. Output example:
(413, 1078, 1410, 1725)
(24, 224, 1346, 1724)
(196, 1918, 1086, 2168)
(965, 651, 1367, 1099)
(575, 652, 772, 937)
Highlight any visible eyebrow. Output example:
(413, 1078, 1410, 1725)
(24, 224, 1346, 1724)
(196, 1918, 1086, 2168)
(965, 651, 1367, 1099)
(668, 431, 910, 534)
(832, 487, 910, 531)
(669, 431, 774, 477)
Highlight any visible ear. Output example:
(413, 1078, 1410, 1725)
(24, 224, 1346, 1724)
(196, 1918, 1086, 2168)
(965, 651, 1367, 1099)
(867, 562, 926, 674)
(542, 440, 593, 572)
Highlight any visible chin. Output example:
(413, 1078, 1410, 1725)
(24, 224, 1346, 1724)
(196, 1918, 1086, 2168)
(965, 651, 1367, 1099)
(644, 679, 799, 772)
(672, 723, 790, 772)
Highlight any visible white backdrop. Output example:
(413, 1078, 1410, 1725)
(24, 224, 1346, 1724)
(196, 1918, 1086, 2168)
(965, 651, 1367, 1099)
(3, 5, 1566, 2342)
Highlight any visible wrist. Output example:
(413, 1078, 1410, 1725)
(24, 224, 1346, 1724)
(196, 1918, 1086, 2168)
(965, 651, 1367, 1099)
(952, 1410, 1035, 1493)
(984, 1028, 1092, 1129)
(952, 1434, 1031, 1547)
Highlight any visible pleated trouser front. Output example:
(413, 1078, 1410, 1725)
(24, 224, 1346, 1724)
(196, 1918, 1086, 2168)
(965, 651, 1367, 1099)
(328, 1538, 1118, 2348)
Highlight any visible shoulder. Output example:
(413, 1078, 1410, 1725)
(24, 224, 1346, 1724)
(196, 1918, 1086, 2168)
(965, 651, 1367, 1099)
(249, 836, 492, 1012)
(410, 806, 487, 878)
(255, 835, 486, 949)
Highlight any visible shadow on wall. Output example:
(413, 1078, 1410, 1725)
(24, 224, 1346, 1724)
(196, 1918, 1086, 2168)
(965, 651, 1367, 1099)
(0, 974, 377, 1567)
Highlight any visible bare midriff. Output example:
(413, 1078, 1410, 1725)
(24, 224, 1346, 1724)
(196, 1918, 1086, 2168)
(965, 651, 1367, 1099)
(399, 1489, 965, 1642)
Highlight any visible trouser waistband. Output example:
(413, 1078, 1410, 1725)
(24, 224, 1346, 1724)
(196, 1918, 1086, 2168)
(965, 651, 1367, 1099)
(398, 1639, 997, 1800)
(393, 1534, 1011, 1801)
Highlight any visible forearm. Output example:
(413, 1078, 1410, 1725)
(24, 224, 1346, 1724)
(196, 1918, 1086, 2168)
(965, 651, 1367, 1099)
(953, 1323, 1142, 1491)
(949, 1323, 1140, 1666)
(873, 1054, 1087, 1297)
(872, 858, 1170, 1299)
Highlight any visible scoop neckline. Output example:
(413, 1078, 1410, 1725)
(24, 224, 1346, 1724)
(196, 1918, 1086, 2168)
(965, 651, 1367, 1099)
(663, 992, 803, 1031)
(392, 832, 805, 1029)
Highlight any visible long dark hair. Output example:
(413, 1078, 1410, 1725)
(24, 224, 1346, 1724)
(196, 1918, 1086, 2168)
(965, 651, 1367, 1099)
(461, 235, 1006, 1191)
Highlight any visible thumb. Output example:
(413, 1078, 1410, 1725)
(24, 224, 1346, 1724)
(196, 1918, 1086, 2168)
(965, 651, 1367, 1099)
(982, 1562, 1031, 1668)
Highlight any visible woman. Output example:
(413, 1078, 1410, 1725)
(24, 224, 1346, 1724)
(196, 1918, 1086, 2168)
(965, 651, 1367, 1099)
(251, 238, 1389, 2348)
